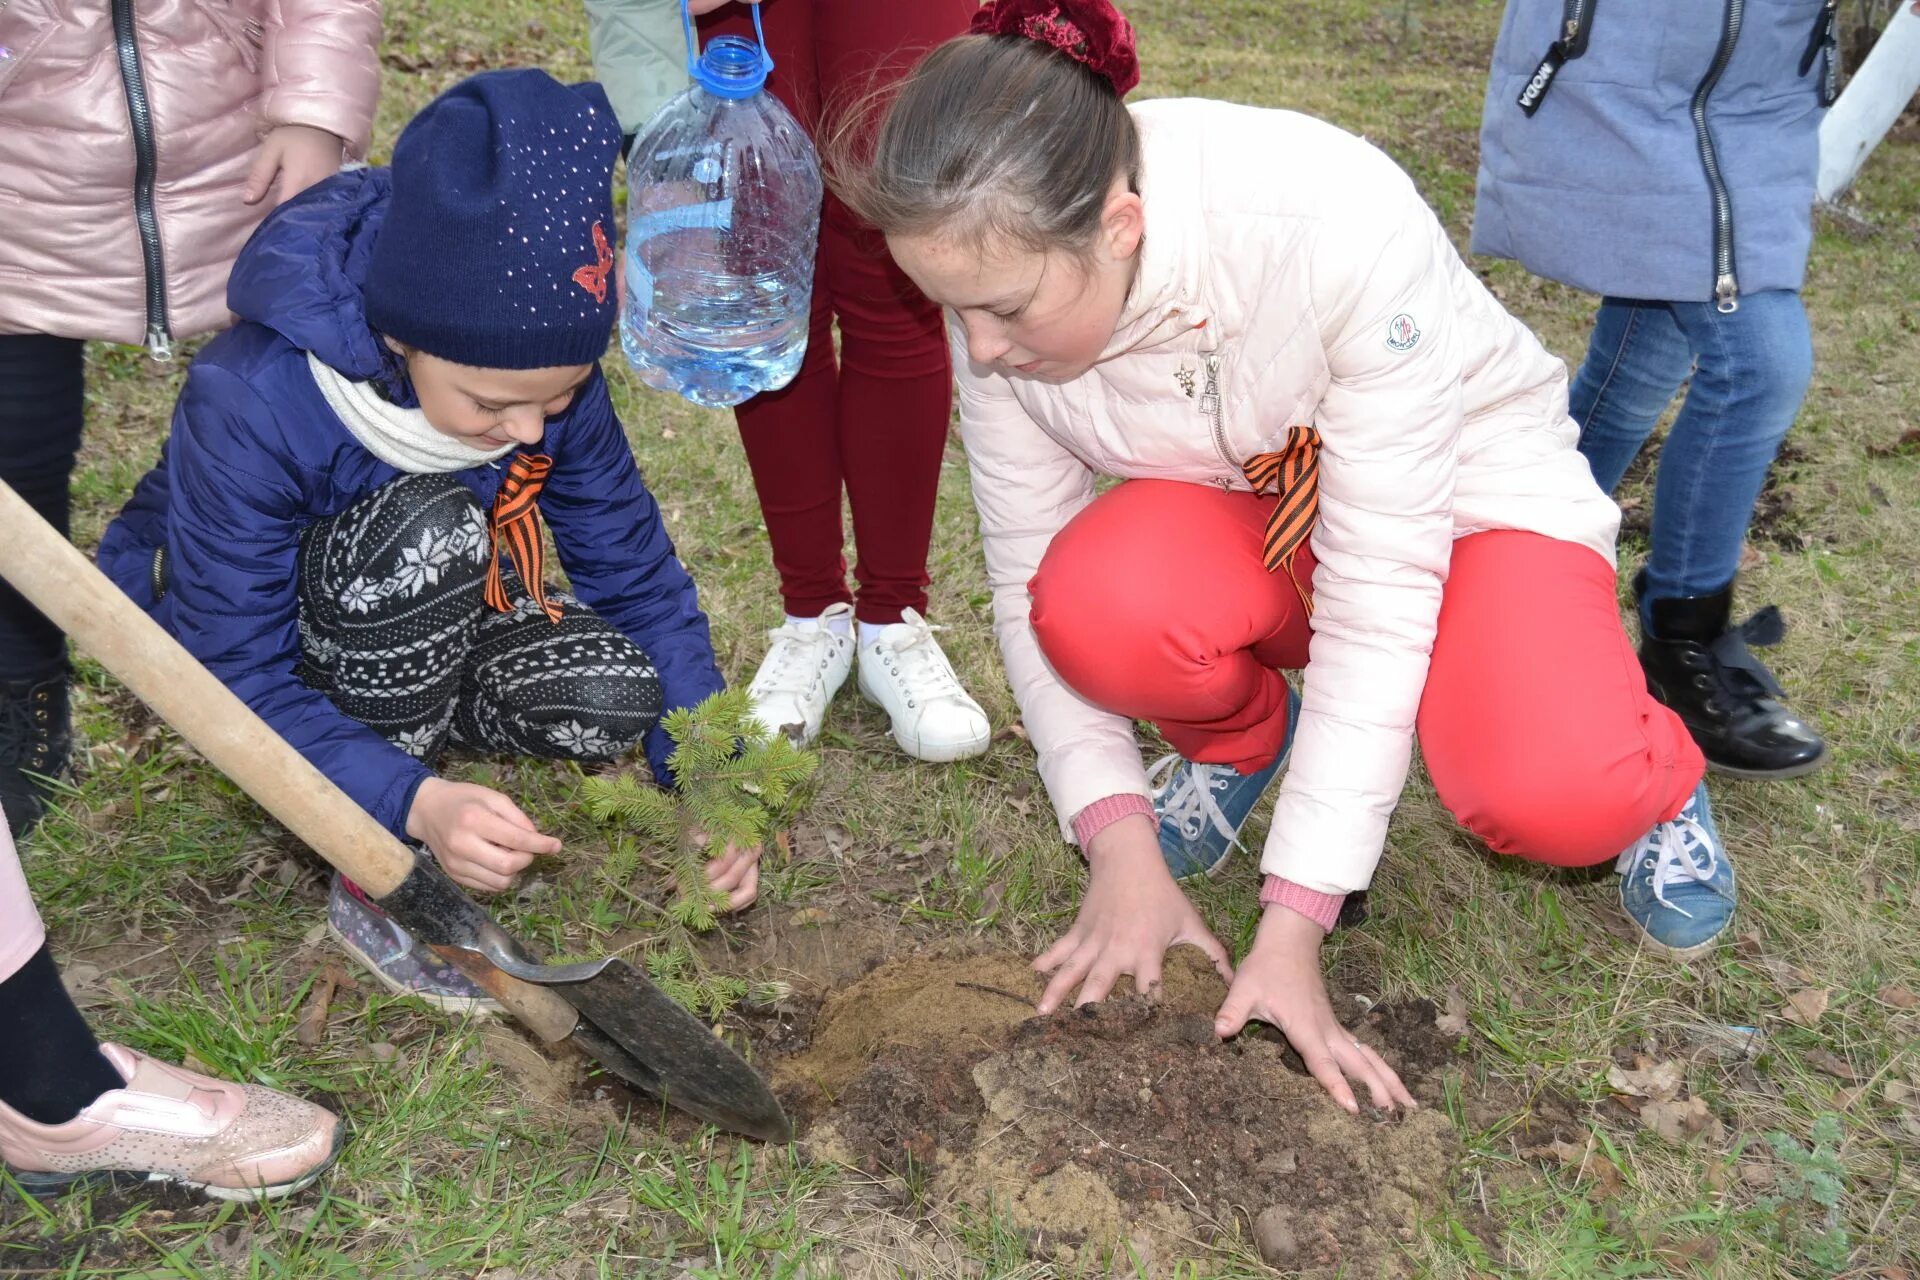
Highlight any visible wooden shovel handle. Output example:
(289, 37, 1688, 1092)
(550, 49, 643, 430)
(0, 480, 577, 1042)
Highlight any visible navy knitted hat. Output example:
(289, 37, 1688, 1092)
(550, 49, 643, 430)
(365, 70, 623, 370)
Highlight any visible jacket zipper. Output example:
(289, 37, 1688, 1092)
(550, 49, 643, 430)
(1691, 0, 1746, 314)
(110, 0, 174, 361)
(1200, 354, 1237, 483)
(1517, 0, 1598, 116)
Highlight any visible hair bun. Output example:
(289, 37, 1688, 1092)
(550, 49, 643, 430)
(968, 0, 1140, 97)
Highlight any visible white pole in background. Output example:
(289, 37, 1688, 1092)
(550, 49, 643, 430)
(1817, 2, 1920, 203)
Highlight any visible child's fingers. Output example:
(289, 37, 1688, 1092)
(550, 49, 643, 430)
(242, 146, 278, 205)
(1072, 961, 1124, 1009)
(724, 864, 759, 912)
(473, 797, 561, 853)
(706, 855, 749, 893)
(1299, 1032, 1361, 1114)
(1176, 926, 1236, 986)
(1033, 931, 1080, 977)
(478, 788, 539, 831)
(1036, 944, 1094, 1015)
(1213, 982, 1258, 1039)
(442, 849, 515, 894)
(1354, 1041, 1417, 1110)
(1134, 953, 1164, 999)
(1333, 1038, 1405, 1112)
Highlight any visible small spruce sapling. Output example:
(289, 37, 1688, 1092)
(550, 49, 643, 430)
(581, 689, 816, 930)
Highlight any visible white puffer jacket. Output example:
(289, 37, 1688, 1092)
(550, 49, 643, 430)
(958, 98, 1621, 895)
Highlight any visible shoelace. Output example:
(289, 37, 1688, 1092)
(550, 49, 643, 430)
(751, 625, 838, 697)
(873, 613, 966, 705)
(1147, 754, 1238, 842)
(1616, 811, 1721, 919)
(1706, 605, 1790, 701)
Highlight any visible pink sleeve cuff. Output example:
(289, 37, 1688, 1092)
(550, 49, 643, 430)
(1071, 793, 1155, 848)
(1260, 875, 1346, 933)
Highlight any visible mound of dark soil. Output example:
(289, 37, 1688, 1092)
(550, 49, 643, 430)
(777, 950, 1465, 1277)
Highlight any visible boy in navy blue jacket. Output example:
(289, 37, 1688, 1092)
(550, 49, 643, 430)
(99, 70, 757, 1011)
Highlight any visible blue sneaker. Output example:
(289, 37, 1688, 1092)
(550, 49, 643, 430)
(1148, 684, 1300, 881)
(1615, 781, 1736, 960)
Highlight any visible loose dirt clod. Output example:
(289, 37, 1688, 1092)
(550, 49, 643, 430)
(780, 949, 1464, 1277)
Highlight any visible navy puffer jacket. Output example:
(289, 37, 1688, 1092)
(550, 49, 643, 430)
(98, 168, 724, 838)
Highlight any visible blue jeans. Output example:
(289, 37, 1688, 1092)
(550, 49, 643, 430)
(1570, 291, 1812, 624)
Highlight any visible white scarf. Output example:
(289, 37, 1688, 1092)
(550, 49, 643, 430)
(307, 353, 517, 474)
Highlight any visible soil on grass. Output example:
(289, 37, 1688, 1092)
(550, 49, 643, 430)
(773, 948, 1466, 1278)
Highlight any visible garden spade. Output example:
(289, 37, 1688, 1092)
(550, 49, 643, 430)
(0, 479, 791, 1143)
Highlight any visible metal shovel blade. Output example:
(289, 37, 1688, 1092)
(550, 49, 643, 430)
(380, 852, 790, 1143)
(558, 960, 792, 1143)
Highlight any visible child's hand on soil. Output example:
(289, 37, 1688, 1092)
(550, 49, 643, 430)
(405, 777, 561, 894)
(1215, 904, 1417, 1115)
(244, 125, 345, 208)
(702, 839, 760, 913)
(1034, 814, 1234, 1015)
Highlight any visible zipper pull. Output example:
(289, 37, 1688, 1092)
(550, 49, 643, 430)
(1715, 273, 1740, 315)
(145, 322, 175, 364)
(1517, 42, 1568, 117)
(1198, 355, 1221, 417)
(1800, 0, 1834, 77)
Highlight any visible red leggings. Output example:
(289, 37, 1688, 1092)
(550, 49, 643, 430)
(700, 0, 976, 624)
(1029, 481, 1705, 868)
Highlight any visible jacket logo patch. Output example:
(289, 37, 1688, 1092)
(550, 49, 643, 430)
(1385, 313, 1422, 352)
(572, 222, 614, 304)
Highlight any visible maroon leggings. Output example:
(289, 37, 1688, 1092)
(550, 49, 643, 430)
(700, 0, 975, 624)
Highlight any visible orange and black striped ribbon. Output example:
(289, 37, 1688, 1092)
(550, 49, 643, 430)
(484, 453, 563, 624)
(1242, 425, 1322, 615)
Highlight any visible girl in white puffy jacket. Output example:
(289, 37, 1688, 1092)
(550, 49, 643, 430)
(838, 0, 1739, 1112)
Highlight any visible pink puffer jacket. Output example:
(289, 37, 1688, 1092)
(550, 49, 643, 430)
(0, 0, 382, 355)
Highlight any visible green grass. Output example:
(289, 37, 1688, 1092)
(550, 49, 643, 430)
(7, 0, 1920, 1275)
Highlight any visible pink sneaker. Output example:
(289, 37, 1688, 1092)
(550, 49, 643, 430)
(0, 1044, 343, 1202)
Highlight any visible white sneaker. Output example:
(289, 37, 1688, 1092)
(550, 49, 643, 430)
(745, 603, 854, 746)
(857, 609, 992, 763)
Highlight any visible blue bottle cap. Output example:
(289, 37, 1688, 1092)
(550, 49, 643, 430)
(682, 0, 774, 100)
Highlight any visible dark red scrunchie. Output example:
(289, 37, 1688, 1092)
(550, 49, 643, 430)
(968, 0, 1141, 97)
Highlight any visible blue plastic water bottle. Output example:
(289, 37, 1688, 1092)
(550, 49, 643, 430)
(620, 2, 823, 408)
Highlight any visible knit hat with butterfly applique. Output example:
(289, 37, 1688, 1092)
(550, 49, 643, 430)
(364, 69, 623, 370)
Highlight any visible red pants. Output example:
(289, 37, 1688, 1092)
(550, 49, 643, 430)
(1029, 481, 1705, 868)
(701, 0, 975, 624)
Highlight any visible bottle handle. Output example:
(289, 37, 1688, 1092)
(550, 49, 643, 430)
(680, 0, 775, 80)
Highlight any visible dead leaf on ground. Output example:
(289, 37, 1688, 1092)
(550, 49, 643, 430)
(1804, 1047, 1860, 1081)
(1652, 1234, 1719, 1269)
(1878, 984, 1918, 1009)
(295, 963, 355, 1048)
(1783, 987, 1832, 1027)
(1519, 1139, 1623, 1198)
(1435, 985, 1469, 1037)
(1607, 1057, 1684, 1102)
(1864, 427, 1920, 457)
(1639, 1096, 1724, 1144)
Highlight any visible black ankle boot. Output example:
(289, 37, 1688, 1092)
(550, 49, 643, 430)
(1634, 574, 1827, 779)
(0, 670, 71, 839)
